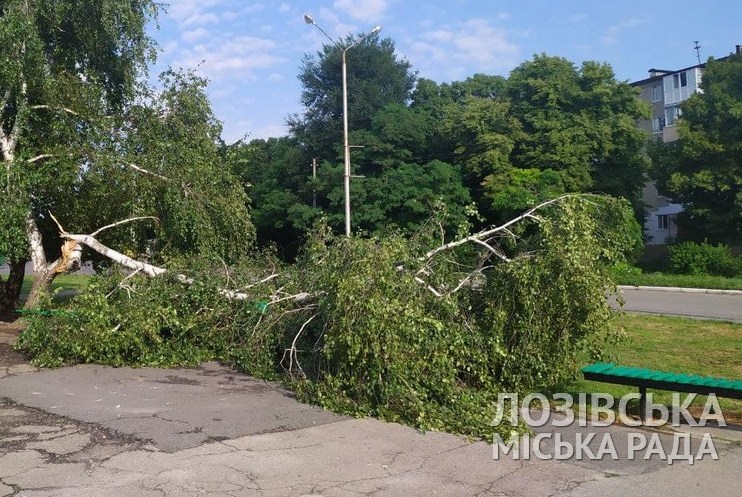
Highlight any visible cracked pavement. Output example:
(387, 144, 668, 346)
(1, 324, 741, 496)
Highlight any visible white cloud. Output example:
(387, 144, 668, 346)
(160, 40, 179, 57)
(333, 0, 389, 21)
(166, 0, 223, 24)
(268, 73, 284, 82)
(181, 27, 208, 42)
(315, 8, 357, 39)
(279, 3, 291, 13)
(602, 18, 648, 45)
(175, 35, 283, 78)
(182, 12, 220, 27)
(407, 18, 520, 81)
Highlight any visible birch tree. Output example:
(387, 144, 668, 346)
(0, 0, 158, 311)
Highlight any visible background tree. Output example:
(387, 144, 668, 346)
(235, 34, 472, 249)
(650, 53, 742, 243)
(237, 47, 650, 256)
(503, 55, 649, 214)
(227, 136, 312, 259)
(411, 59, 649, 225)
(289, 33, 416, 159)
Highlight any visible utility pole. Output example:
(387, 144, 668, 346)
(311, 157, 317, 208)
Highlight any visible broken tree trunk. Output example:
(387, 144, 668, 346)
(23, 213, 82, 309)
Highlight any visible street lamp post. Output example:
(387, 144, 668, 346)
(304, 14, 381, 236)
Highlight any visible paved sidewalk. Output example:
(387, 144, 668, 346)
(612, 286, 742, 322)
(0, 359, 740, 497)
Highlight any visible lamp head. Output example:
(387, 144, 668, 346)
(304, 14, 315, 25)
(371, 25, 382, 35)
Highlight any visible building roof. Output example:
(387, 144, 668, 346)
(631, 50, 738, 86)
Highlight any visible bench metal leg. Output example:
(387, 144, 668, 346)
(639, 385, 647, 422)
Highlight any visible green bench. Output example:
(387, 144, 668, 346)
(581, 362, 742, 420)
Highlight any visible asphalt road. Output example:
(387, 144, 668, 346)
(617, 287, 742, 322)
(2, 361, 741, 496)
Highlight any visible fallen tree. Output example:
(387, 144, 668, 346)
(17, 194, 642, 440)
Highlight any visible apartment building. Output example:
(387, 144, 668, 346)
(631, 44, 742, 245)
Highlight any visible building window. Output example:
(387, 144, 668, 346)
(665, 106, 682, 125)
(673, 71, 688, 89)
(652, 85, 662, 102)
(652, 117, 666, 133)
(658, 214, 669, 230)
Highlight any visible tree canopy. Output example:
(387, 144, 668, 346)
(290, 33, 416, 158)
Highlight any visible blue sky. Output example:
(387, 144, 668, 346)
(150, 1, 742, 143)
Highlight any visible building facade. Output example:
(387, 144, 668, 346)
(632, 64, 704, 244)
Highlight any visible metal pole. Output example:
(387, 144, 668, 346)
(342, 49, 351, 236)
(304, 15, 379, 237)
(311, 157, 317, 208)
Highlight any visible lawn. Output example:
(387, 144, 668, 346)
(569, 312, 742, 424)
(20, 275, 91, 296)
(615, 272, 742, 291)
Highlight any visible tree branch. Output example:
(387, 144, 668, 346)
(242, 273, 279, 290)
(471, 238, 510, 262)
(64, 232, 167, 277)
(421, 195, 573, 261)
(30, 104, 80, 116)
(127, 163, 170, 181)
(89, 216, 159, 236)
(52, 215, 297, 303)
(281, 313, 318, 378)
(26, 154, 54, 163)
(410, 195, 585, 298)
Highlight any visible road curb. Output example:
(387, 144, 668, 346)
(618, 285, 742, 296)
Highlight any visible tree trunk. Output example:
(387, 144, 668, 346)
(0, 258, 26, 315)
(23, 213, 82, 310)
(23, 267, 58, 310)
(23, 269, 59, 309)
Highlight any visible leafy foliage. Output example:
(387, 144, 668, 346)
(243, 49, 650, 253)
(112, 70, 255, 265)
(290, 33, 415, 158)
(295, 195, 636, 438)
(17, 254, 291, 374)
(668, 241, 741, 277)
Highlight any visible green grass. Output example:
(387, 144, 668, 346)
(616, 272, 742, 291)
(569, 313, 742, 423)
(20, 275, 91, 296)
